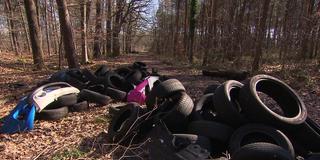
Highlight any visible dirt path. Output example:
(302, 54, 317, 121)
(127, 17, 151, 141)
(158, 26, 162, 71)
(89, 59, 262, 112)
(0, 53, 319, 159)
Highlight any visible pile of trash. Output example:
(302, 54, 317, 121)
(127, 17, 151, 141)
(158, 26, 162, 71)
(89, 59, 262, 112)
(0, 62, 165, 133)
(107, 75, 320, 160)
(0, 61, 319, 160)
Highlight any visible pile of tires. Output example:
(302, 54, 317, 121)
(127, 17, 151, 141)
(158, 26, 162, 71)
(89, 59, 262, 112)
(36, 88, 112, 121)
(46, 61, 162, 102)
(107, 75, 320, 160)
(107, 78, 194, 143)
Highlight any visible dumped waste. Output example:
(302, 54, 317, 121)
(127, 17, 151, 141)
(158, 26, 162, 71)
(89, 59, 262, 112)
(0, 61, 319, 159)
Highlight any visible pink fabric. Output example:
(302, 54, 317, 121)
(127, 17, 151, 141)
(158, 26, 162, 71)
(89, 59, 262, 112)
(127, 77, 149, 104)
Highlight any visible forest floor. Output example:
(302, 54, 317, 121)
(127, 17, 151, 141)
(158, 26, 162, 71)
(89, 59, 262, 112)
(0, 52, 319, 159)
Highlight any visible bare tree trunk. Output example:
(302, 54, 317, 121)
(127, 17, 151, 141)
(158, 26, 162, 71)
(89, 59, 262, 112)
(56, 0, 79, 68)
(34, 0, 43, 52)
(24, 0, 45, 69)
(183, 0, 188, 56)
(266, 1, 274, 53)
(49, 0, 58, 55)
(44, 0, 51, 56)
(5, 0, 19, 55)
(300, 0, 315, 60)
(93, 0, 102, 58)
(188, 0, 198, 63)
(81, 0, 89, 63)
(252, 0, 271, 72)
(125, 16, 133, 54)
(19, 5, 32, 53)
(173, 0, 181, 57)
(112, 0, 123, 56)
(106, 0, 112, 54)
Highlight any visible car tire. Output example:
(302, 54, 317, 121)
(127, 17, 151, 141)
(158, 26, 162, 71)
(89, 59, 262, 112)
(146, 79, 186, 109)
(228, 124, 295, 157)
(36, 106, 69, 121)
(188, 121, 234, 145)
(160, 92, 194, 133)
(69, 101, 89, 112)
(203, 83, 220, 95)
(172, 134, 213, 153)
(231, 142, 294, 160)
(213, 80, 247, 127)
(290, 117, 320, 152)
(104, 87, 127, 101)
(108, 103, 140, 143)
(191, 93, 218, 121)
(95, 65, 109, 77)
(79, 89, 111, 105)
(239, 74, 307, 128)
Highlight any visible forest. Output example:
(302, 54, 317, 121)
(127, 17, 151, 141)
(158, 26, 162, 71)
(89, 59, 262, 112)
(0, 0, 319, 159)
(0, 0, 320, 71)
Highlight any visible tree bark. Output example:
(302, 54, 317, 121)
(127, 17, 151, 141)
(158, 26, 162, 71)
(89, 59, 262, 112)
(24, 0, 45, 69)
(93, 0, 102, 58)
(49, 0, 58, 55)
(252, 0, 271, 72)
(106, 0, 112, 54)
(44, 0, 52, 56)
(188, 0, 198, 63)
(183, 0, 188, 56)
(300, 0, 315, 60)
(56, 0, 79, 68)
(112, 0, 123, 56)
(19, 5, 32, 53)
(5, 0, 19, 55)
(80, 0, 89, 63)
(173, 0, 181, 57)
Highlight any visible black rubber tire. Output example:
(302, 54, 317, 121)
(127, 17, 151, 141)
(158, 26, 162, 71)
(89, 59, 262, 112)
(229, 124, 295, 157)
(160, 92, 194, 133)
(203, 83, 220, 95)
(213, 80, 247, 127)
(146, 79, 186, 108)
(104, 87, 127, 101)
(114, 67, 132, 77)
(172, 134, 213, 153)
(56, 93, 78, 106)
(239, 74, 307, 128)
(231, 142, 294, 160)
(192, 93, 218, 121)
(37, 106, 69, 121)
(103, 73, 132, 91)
(67, 69, 86, 82)
(125, 69, 143, 85)
(79, 89, 111, 105)
(307, 153, 320, 160)
(133, 61, 147, 70)
(109, 104, 127, 116)
(95, 65, 108, 77)
(65, 76, 87, 89)
(108, 103, 140, 142)
(82, 68, 98, 83)
(290, 117, 320, 152)
(87, 84, 105, 93)
(188, 121, 234, 144)
(43, 94, 77, 110)
(69, 101, 89, 112)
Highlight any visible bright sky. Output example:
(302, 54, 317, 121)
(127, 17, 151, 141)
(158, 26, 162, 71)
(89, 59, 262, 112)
(150, 0, 159, 16)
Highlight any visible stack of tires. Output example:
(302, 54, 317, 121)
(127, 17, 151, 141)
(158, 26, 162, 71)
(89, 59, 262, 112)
(36, 88, 112, 121)
(107, 75, 320, 160)
(46, 61, 161, 102)
(107, 79, 194, 143)
(191, 74, 319, 160)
